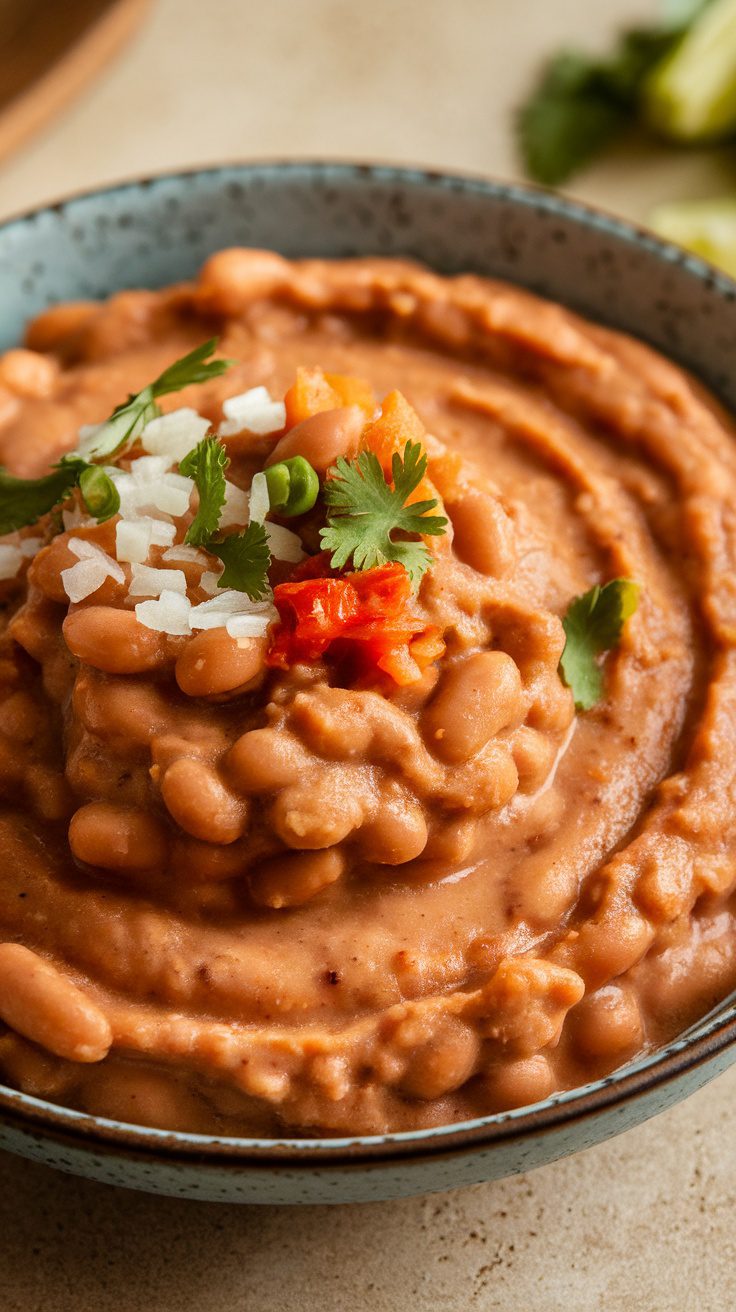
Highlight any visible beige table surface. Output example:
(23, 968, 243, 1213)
(0, 1, 735, 1308)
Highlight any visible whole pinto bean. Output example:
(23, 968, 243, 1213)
(269, 768, 366, 849)
(251, 849, 346, 908)
(447, 486, 517, 577)
(0, 943, 112, 1063)
(160, 757, 249, 844)
(175, 630, 266, 698)
(69, 802, 170, 870)
(265, 406, 365, 476)
(225, 726, 311, 793)
(63, 606, 172, 674)
(359, 790, 429, 865)
(422, 650, 524, 764)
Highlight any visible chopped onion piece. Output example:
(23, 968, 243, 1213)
(219, 480, 250, 528)
(116, 519, 154, 564)
(189, 590, 273, 630)
(61, 562, 116, 603)
(68, 537, 125, 582)
(219, 386, 286, 437)
(0, 544, 23, 579)
(265, 522, 305, 562)
(149, 520, 177, 547)
(62, 504, 93, 531)
(226, 611, 276, 638)
(162, 545, 209, 565)
(248, 471, 270, 525)
(200, 569, 224, 595)
(130, 455, 172, 482)
(19, 537, 43, 558)
(141, 408, 211, 463)
(135, 589, 191, 635)
(129, 564, 187, 597)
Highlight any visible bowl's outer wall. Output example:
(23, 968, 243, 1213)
(0, 1040, 732, 1204)
(1, 162, 736, 1203)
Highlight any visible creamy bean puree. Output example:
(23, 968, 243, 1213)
(0, 248, 734, 1138)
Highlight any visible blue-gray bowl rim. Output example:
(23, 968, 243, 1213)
(0, 158, 735, 1165)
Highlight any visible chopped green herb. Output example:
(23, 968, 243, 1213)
(0, 458, 85, 535)
(209, 522, 271, 600)
(320, 440, 447, 588)
(78, 466, 120, 523)
(180, 436, 229, 546)
(0, 340, 235, 536)
(264, 456, 319, 517)
(560, 578, 641, 711)
(78, 338, 233, 462)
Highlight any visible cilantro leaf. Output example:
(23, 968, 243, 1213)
(320, 440, 448, 588)
(78, 338, 233, 462)
(517, 25, 686, 185)
(0, 458, 86, 535)
(180, 436, 229, 546)
(560, 578, 640, 711)
(209, 523, 271, 600)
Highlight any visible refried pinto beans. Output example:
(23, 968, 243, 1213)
(0, 249, 734, 1136)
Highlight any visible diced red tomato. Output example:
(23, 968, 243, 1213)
(266, 562, 445, 684)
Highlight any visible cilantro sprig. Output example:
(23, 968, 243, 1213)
(180, 436, 229, 547)
(209, 522, 271, 600)
(559, 578, 640, 711)
(0, 339, 232, 535)
(320, 441, 447, 588)
(77, 338, 233, 462)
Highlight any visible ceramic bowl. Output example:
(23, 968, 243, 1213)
(1, 162, 736, 1205)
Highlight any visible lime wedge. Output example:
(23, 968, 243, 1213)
(643, 0, 736, 140)
(649, 197, 736, 276)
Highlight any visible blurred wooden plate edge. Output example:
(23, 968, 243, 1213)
(0, 0, 154, 165)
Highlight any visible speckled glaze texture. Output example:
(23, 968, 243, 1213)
(1, 162, 736, 1205)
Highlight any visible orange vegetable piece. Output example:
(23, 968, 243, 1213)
(284, 367, 375, 429)
(325, 372, 375, 416)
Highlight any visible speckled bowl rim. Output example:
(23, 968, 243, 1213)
(1, 159, 736, 1165)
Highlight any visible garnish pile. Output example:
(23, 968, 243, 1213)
(0, 343, 638, 703)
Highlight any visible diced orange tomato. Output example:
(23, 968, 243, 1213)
(266, 562, 444, 685)
(284, 366, 375, 429)
(360, 390, 451, 551)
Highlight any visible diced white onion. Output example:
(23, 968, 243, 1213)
(225, 612, 275, 638)
(19, 537, 43, 558)
(219, 480, 250, 528)
(141, 408, 211, 463)
(248, 471, 270, 525)
(200, 569, 224, 595)
(219, 386, 286, 437)
(265, 522, 305, 562)
(161, 544, 209, 565)
(135, 593, 190, 637)
(62, 504, 93, 531)
(149, 520, 177, 547)
(129, 454, 172, 482)
(113, 468, 192, 519)
(189, 590, 274, 630)
(128, 564, 187, 597)
(68, 537, 125, 582)
(0, 544, 23, 579)
(116, 519, 154, 564)
(135, 589, 192, 635)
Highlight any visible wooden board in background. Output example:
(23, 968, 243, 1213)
(0, 0, 152, 165)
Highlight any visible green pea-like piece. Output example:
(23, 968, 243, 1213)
(264, 456, 319, 517)
(78, 465, 121, 523)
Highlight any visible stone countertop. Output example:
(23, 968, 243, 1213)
(1, 1, 734, 1308)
